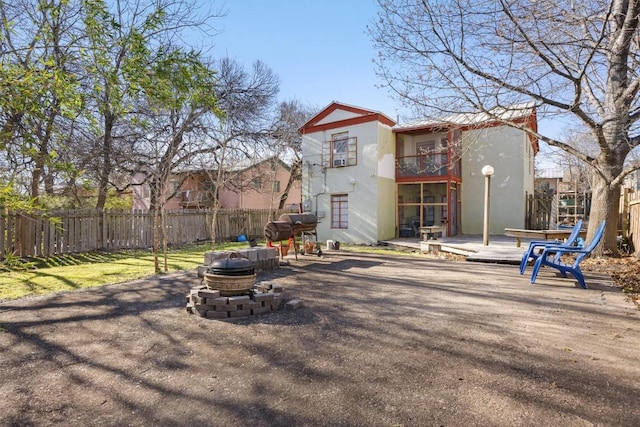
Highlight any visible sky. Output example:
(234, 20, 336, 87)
(199, 0, 407, 120)
(196, 0, 562, 166)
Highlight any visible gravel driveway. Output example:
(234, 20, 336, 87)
(1, 251, 639, 426)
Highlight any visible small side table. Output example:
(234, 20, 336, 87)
(420, 226, 442, 241)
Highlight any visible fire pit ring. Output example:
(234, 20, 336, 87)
(204, 252, 256, 296)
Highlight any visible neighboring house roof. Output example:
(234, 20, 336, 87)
(231, 156, 293, 172)
(536, 167, 564, 179)
(173, 156, 292, 175)
(300, 101, 396, 134)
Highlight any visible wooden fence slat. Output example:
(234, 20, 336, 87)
(7, 213, 15, 257)
(0, 212, 5, 259)
(628, 192, 640, 255)
(34, 214, 43, 257)
(0, 208, 288, 260)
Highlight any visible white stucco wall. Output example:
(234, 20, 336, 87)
(461, 126, 534, 234)
(375, 126, 396, 241)
(302, 119, 394, 244)
(316, 109, 359, 124)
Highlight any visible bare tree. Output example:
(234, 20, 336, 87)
(119, 47, 219, 273)
(269, 100, 316, 210)
(370, 0, 640, 255)
(191, 58, 280, 250)
(554, 130, 600, 192)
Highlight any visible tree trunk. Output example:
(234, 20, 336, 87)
(278, 159, 301, 210)
(96, 112, 114, 209)
(210, 207, 219, 252)
(43, 169, 55, 195)
(588, 173, 621, 257)
(30, 164, 42, 202)
(162, 206, 168, 272)
(152, 204, 160, 273)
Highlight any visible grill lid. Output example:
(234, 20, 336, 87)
(207, 252, 254, 276)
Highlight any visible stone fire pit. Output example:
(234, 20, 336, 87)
(187, 247, 289, 319)
(186, 281, 284, 319)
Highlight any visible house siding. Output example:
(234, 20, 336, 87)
(135, 159, 300, 211)
(461, 126, 530, 234)
(219, 163, 301, 210)
(302, 119, 395, 245)
(376, 125, 396, 241)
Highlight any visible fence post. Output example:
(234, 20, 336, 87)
(525, 194, 532, 229)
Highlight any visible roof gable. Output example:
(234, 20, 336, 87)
(300, 101, 395, 134)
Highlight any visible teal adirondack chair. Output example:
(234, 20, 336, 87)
(519, 219, 584, 274)
(529, 220, 606, 289)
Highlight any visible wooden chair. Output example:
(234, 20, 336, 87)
(519, 219, 584, 274)
(529, 220, 606, 289)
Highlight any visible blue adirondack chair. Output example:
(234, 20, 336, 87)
(519, 219, 584, 274)
(530, 220, 606, 289)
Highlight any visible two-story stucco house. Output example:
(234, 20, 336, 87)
(300, 102, 538, 244)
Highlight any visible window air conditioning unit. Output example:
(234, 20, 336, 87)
(333, 158, 346, 167)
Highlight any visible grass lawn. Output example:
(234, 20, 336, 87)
(0, 241, 422, 302)
(0, 242, 247, 301)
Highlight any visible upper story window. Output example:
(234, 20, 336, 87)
(169, 179, 180, 195)
(323, 131, 357, 168)
(252, 176, 262, 190)
(142, 183, 151, 199)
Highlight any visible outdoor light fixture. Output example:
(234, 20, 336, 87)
(481, 165, 495, 177)
(482, 165, 494, 246)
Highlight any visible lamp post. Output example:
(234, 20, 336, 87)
(481, 165, 494, 246)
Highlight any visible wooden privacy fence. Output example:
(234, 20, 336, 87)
(626, 190, 640, 255)
(525, 194, 554, 230)
(0, 208, 284, 261)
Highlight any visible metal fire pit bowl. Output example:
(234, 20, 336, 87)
(204, 252, 256, 296)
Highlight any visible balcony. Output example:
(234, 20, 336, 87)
(179, 190, 215, 208)
(396, 153, 460, 180)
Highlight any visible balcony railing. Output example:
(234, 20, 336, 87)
(397, 154, 460, 179)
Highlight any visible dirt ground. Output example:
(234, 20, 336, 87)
(1, 251, 639, 427)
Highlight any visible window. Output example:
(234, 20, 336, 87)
(333, 132, 349, 163)
(323, 132, 357, 167)
(252, 176, 262, 190)
(272, 180, 280, 193)
(169, 179, 180, 194)
(331, 194, 348, 229)
(450, 129, 462, 176)
(417, 138, 447, 175)
(205, 181, 218, 202)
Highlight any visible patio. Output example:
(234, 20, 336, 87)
(385, 233, 530, 263)
(0, 250, 637, 426)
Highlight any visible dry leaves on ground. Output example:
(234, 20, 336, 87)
(582, 255, 640, 307)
